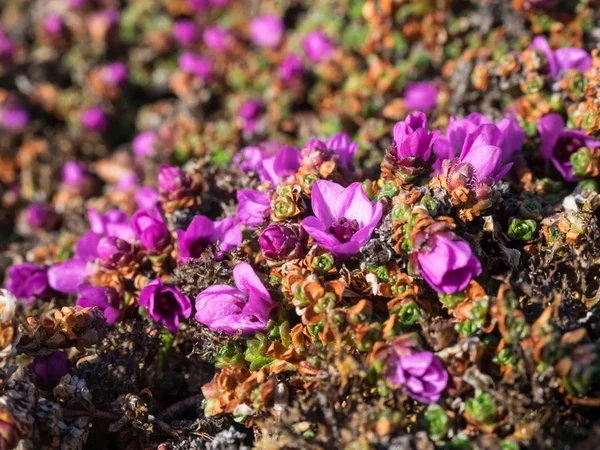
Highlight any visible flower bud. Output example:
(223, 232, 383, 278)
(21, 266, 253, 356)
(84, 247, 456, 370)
(26, 203, 57, 231)
(97, 236, 133, 267)
(259, 224, 307, 262)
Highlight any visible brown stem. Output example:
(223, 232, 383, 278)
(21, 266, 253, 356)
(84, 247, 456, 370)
(157, 393, 204, 421)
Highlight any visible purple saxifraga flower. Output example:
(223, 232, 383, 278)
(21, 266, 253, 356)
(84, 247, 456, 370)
(176, 215, 242, 262)
(131, 208, 171, 253)
(33, 351, 69, 389)
(538, 113, 600, 181)
(302, 31, 334, 63)
(179, 52, 213, 80)
(404, 82, 438, 113)
(0, 28, 14, 64)
(76, 285, 121, 325)
(47, 231, 99, 294)
(387, 351, 448, 404)
(236, 189, 271, 229)
(529, 36, 592, 80)
(96, 236, 133, 269)
(62, 161, 94, 195)
(203, 26, 231, 51)
(280, 53, 304, 83)
(260, 145, 301, 185)
(326, 132, 359, 173)
(233, 146, 269, 173)
(100, 62, 128, 87)
(135, 187, 159, 211)
(43, 14, 66, 38)
(301, 180, 383, 258)
(173, 19, 200, 47)
(88, 208, 134, 243)
(5, 263, 53, 303)
(259, 224, 307, 262)
(26, 203, 57, 231)
(158, 164, 191, 194)
(81, 106, 108, 132)
(250, 15, 285, 48)
(0, 102, 29, 132)
(195, 263, 275, 335)
(139, 279, 191, 333)
(133, 131, 158, 159)
(414, 231, 482, 294)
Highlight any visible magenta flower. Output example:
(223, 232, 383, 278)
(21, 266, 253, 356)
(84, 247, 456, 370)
(529, 36, 592, 79)
(33, 351, 69, 389)
(158, 164, 190, 193)
(195, 263, 274, 335)
(131, 208, 171, 253)
(139, 279, 191, 333)
(179, 52, 213, 80)
(48, 231, 99, 294)
(173, 19, 200, 47)
(0, 29, 14, 64)
(326, 132, 358, 172)
(97, 236, 133, 268)
(259, 224, 307, 262)
(387, 351, 448, 404)
(26, 203, 57, 231)
(538, 113, 600, 181)
(133, 131, 158, 159)
(280, 53, 304, 82)
(62, 161, 94, 194)
(414, 232, 482, 294)
(81, 106, 108, 132)
(203, 25, 231, 51)
(260, 145, 301, 185)
(236, 189, 271, 228)
(301, 180, 383, 258)
(233, 146, 269, 173)
(434, 113, 524, 173)
(176, 215, 242, 262)
(5, 263, 53, 303)
(135, 187, 159, 211)
(43, 14, 66, 38)
(302, 31, 334, 63)
(391, 112, 439, 174)
(88, 208, 134, 243)
(404, 82, 438, 112)
(100, 62, 128, 87)
(76, 285, 121, 325)
(0, 102, 29, 131)
(250, 15, 285, 48)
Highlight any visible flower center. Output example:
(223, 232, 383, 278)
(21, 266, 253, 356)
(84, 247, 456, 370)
(157, 292, 178, 315)
(329, 217, 359, 243)
(556, 136, 586, 164)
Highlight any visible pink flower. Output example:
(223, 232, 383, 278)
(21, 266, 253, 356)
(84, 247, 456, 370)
(301, 180, 382, 258)
(236, 189, 271, 229)
(404, 82, 438, 112)
(195, 263, 274, 335)
(139, 279, 191, 333)
(387, 351, 448, 404)
(250, 15, 285, 48)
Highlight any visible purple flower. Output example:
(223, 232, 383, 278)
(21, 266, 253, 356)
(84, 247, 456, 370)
(239, 99, 264, 121)
(260, 145, 301, 185)
(131, 208, 171, 253)
(179, 52, 213, 80)
(301, 180, 383, 258)
(259, 224, 307, 262)
(176, 215, 241, 262)
(173, 19, 200, 47)
(250, 15, 285, 48)
(393, 112, 439, 161)
(0, 29, 14, 64)
(115, 172, 137, 192)
(43, 14, 66, 38)
(133, 131, 158, 159)
(158, 164, 190, 193)
(47, 231, 99, 294)
(62, 161, 90, 188)
(387, 351, 448, 404)
(404, 82, 438, 112)
(529, 36, 592, 79)
(195, 263, 274, 335)
(236, 189, 271, 229)
(135, 187, 159, 211)
(88, 208, 134, 242)
(0, 104, 29, 131)
(100, 62, 128, 87)
(139, 279, 191, 333)
(538, 113, 600, 181)
(97, 236, 133, 268)
(434, 114, 524, 172)
(326, 132, 358, 172)
(81, 106, 108, 132)
(76, 285, 121, 325)
(33, 351, 69, 389)
(302, 31, 334, 63)
(203, 25, 231, 51)
(5, 263, 53, 303)
(415, 232, 482, 294)
(233, 146, 269, 172)
(280, 53, 304, 82)
(26, 203, 57, 231)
